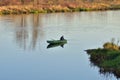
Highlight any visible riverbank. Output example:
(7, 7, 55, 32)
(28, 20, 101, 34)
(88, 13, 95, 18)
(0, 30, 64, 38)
(86, 41, 120, 78)
(0, 1, 120, 15)
(86, 49, 120, 78)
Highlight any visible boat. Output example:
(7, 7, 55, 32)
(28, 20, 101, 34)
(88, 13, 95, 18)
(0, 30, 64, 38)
(47, 42, 66, 49)
(47, 39, 67, 44)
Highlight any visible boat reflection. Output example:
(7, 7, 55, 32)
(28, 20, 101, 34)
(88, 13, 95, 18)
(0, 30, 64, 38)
(47, 42, 67, 49)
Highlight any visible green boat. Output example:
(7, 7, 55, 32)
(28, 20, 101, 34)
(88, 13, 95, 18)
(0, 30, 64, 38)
(47, 39, 67, 44)
(47, 42, 66, 49)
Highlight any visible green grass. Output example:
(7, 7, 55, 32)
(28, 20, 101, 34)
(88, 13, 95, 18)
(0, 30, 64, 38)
(86, 48, 120, 77)
(87, 49, 120, 62)
(109, 5, 120, 10)
(101, 56, 120, 69)
(1, 10, 11, 14)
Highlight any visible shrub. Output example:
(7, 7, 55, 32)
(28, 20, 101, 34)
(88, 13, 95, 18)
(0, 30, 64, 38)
(103, 42, 119, 51)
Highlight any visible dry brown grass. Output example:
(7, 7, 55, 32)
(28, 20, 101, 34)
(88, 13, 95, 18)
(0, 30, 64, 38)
(0, 0, 120, 14)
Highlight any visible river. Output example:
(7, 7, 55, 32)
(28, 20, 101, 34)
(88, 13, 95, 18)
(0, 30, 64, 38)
(0, 11, 120, 80)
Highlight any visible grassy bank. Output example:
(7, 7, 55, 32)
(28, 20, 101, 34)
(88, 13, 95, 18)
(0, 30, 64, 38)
(0, 1, 120, 15)
(86, 40, 120, 78)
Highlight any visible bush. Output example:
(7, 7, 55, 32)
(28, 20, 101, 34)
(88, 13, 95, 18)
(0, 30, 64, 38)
(103, 42, 120, 51)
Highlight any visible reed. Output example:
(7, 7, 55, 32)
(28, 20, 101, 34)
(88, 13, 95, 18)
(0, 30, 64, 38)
(0, 1, 120, 15)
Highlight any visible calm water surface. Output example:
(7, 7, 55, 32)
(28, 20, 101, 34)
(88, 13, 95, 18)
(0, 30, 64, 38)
(0, 11, 120, 80)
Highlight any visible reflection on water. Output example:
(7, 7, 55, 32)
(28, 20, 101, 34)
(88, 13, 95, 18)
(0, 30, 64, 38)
(90, 55, 120, 79)
(47, 42, 67, 49)
(15, 15, 28, 50)
(0, 12, 112, 51)
(13, 14, 44, 50)
(90, 60, 119, 79)
(0, 11, 120, 80)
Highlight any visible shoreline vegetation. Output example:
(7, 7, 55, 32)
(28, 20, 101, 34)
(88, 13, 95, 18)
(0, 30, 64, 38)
(0, 0, 120, 15)
(86, 38, 120, 78)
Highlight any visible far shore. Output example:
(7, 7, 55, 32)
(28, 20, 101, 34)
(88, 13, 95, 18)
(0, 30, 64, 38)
(0, 1, 120, 15)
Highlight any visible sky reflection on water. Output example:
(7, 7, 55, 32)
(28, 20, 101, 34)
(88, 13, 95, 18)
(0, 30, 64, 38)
(0, 11, 120, 80)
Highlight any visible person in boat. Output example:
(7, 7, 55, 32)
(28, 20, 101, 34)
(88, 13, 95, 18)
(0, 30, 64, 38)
(60, 36, 64, 40)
